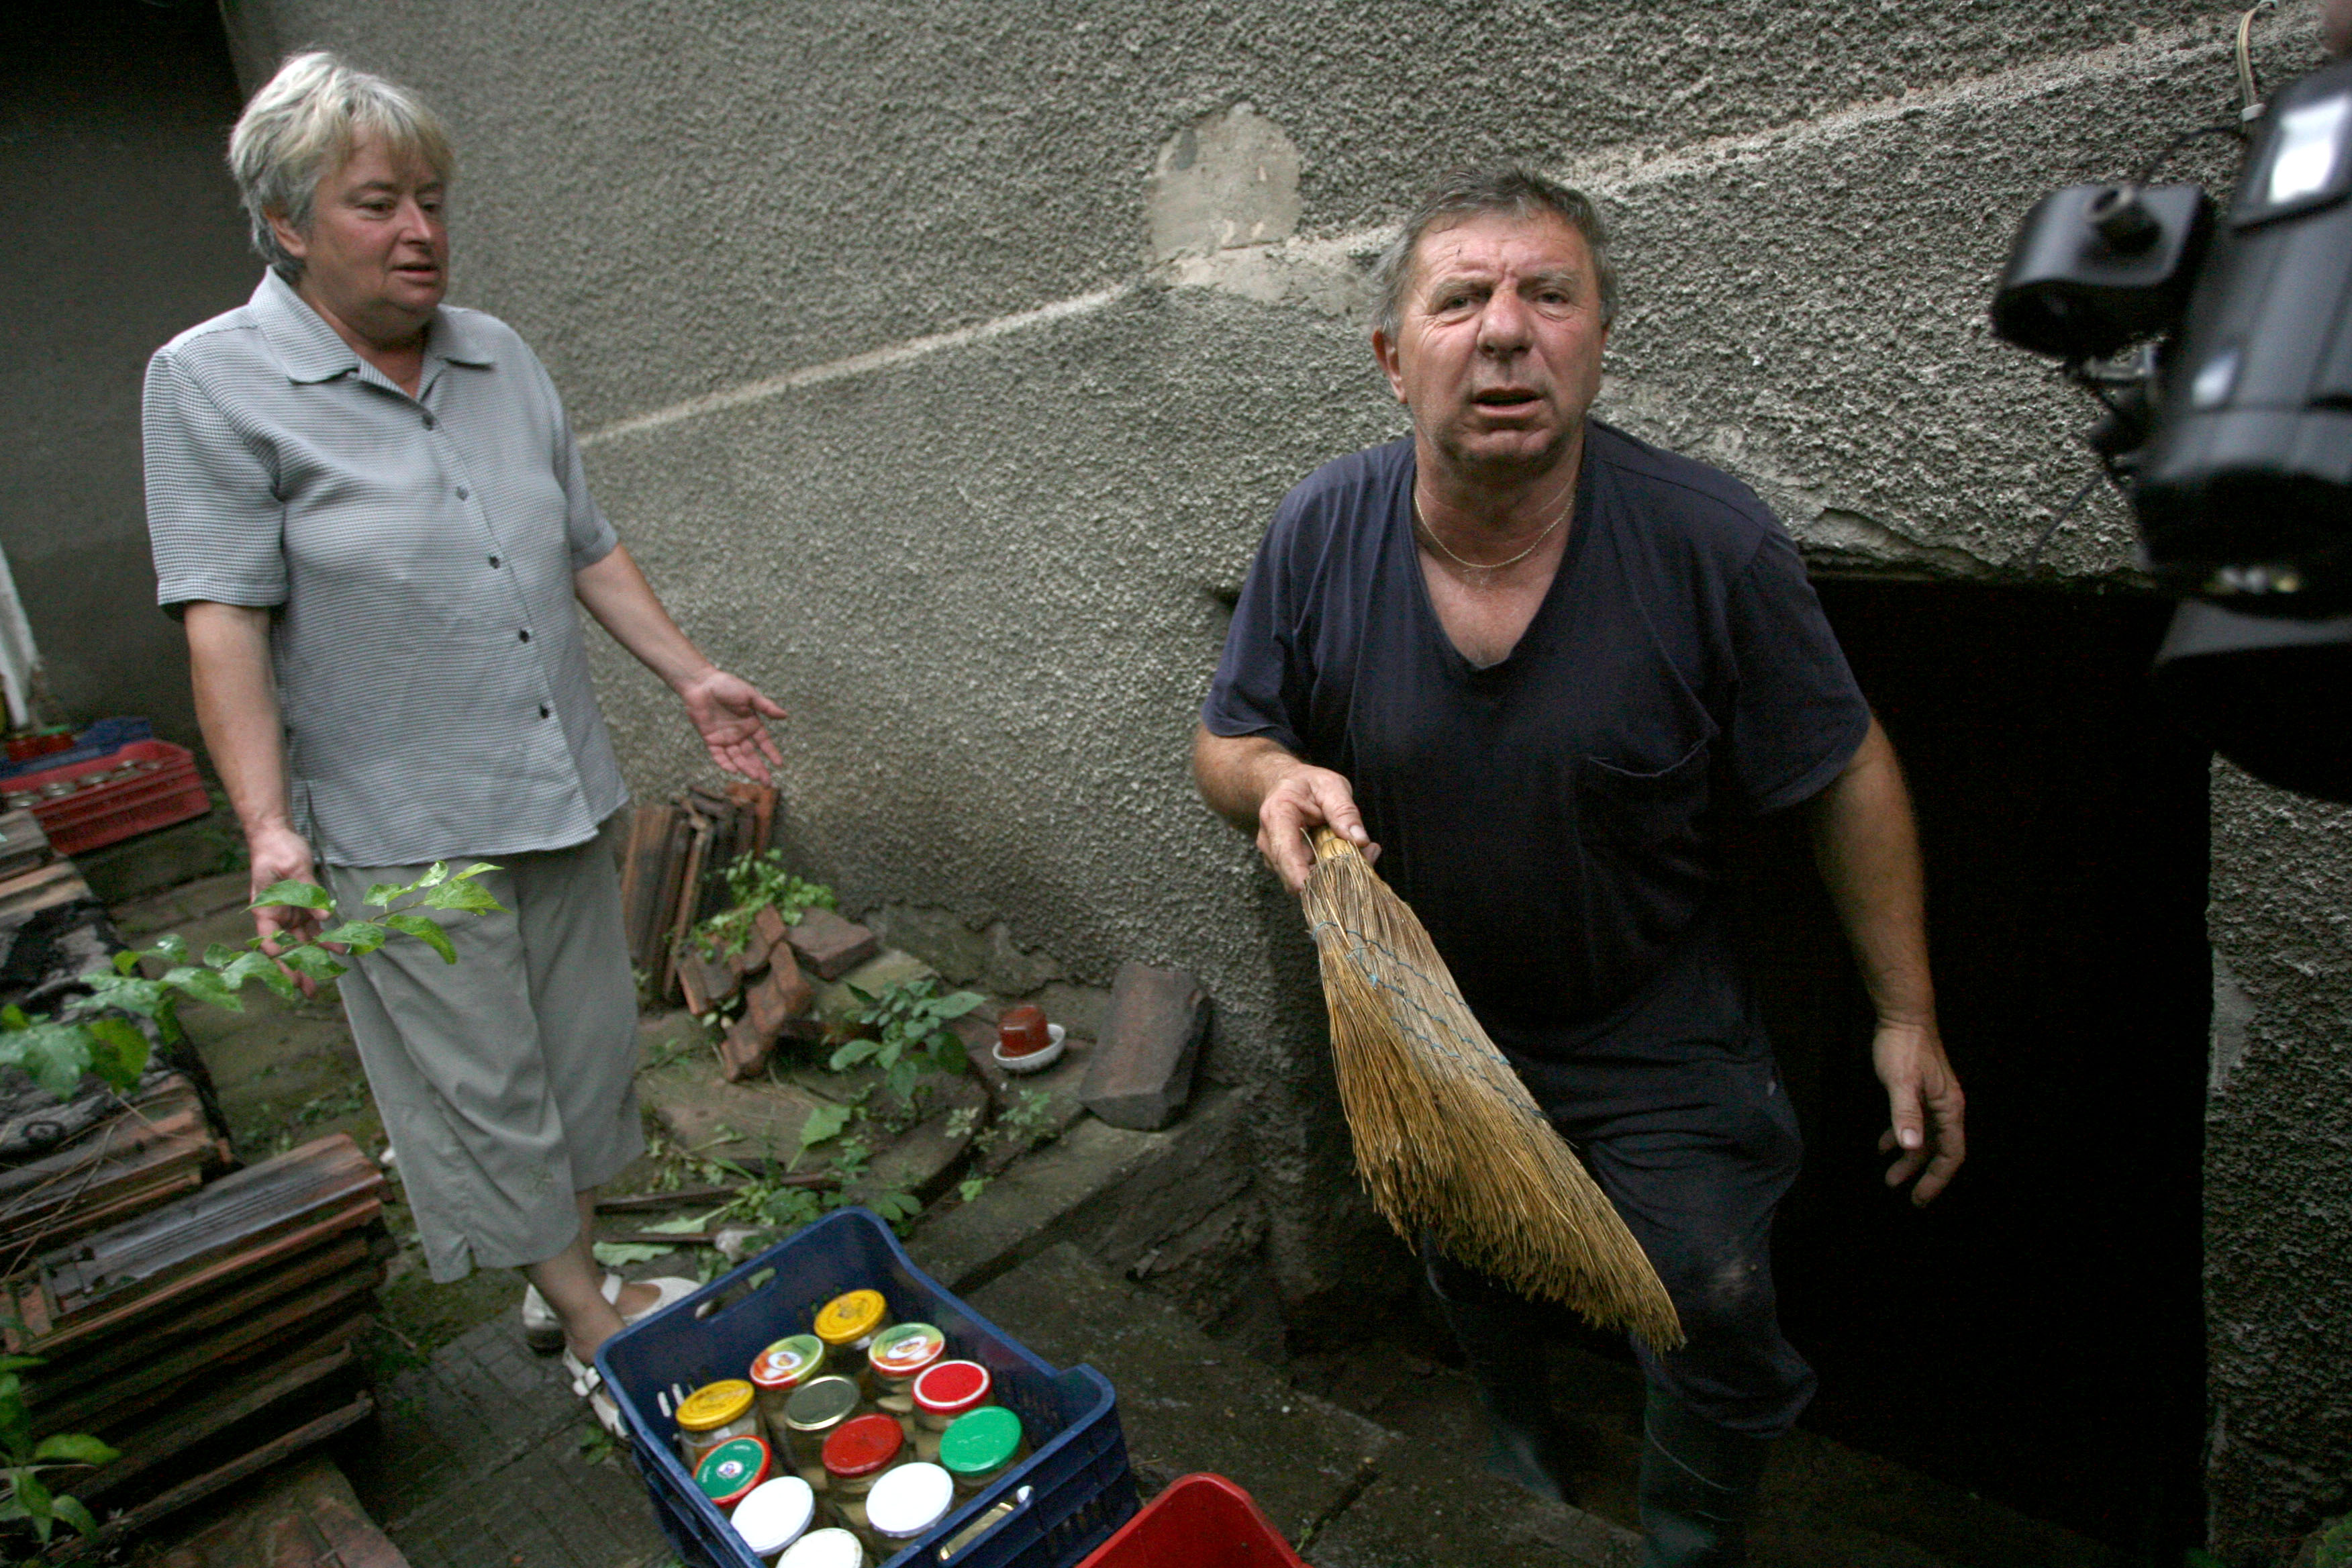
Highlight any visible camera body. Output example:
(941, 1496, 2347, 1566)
(1992, 53, 2352, 609)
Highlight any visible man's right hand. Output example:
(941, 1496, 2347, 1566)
(1192, 728, 1379, 895)
(246, 823, 328, 995)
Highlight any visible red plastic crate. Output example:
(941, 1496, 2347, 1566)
(1076, 1475, 1306, 1568)
(1, 741, 210, 858)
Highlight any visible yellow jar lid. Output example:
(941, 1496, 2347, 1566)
(814, 1289, 888, 1346)
(677, 1379, 756, 1431)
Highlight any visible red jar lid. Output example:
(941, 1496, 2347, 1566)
(912, 1359, 992, 1416)
(821, 1414, 904, 1478)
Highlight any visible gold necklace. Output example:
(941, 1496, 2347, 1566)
(1413, 486, 1573, 572)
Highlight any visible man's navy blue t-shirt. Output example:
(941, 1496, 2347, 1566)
(1203, 422, 1870, 1062)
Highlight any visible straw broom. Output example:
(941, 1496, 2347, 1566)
(1300, 828, 1684, 1351)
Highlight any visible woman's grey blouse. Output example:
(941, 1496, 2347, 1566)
(143, 270, 628, 867)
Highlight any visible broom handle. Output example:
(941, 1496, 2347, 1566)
(1308, 826, 1359, 865)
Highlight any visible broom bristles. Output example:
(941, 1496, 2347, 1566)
(1302, 829, 1685, 1352)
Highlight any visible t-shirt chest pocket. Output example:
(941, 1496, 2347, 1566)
(1577, 733, 1714, 850)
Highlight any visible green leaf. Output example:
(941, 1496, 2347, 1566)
(930, 1034, 968, 1075)
(746, 1267, 776, 1291)
(271, 944, 344, 982)
(871, 1191, 920, 1222)
(931, 991, 986, 1019)
(827, 1039, 879, 1071)
(202, 942, 246, 969)
(160, 965, 243, 1013)
(5, 1026, 93, 1099)
(0, 1357, 44, 1375)
(844, 984, 877, 1008)
(0, 1006, 23, 1032)
(958, 1177, 989, 1203)
(384, 914, 457, 965)
(15, 1465, 50, 1525)
(452, 861, 499, 882)
(415, 862, 452, 890)
(250, 879, 332, 912)
(315, 920, 389, 954)
(32, 1434, 117, 1467)
(83, 1018, 150, 1091)
(420, 878, 501, 914)
(591, 1241, 675, 1267)
(639, 1210, 721, 1235)
(362, 881, 408, 910)
(148, 934, 189, 963)
(111, 950, 140, 978)
(798, 1103, 851, 1150)
(49, 1493, 97, 1538)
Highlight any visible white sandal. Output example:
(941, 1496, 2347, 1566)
(522, 1273, 698, 1351)
(563, 1347, 626, 1436)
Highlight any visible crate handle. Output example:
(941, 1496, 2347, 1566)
(934, 1485, 1032, 1563)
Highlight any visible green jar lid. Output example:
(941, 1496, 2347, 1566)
(782, 1374, 863, 1432)
(695, 1436, 771, 1504)
(938, 1405, 1023, 1475)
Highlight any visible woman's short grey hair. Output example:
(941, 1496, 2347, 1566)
(1371, 166, 1620, 342)
(228, 50, 455, 274)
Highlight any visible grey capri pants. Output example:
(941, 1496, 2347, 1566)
(323, 825, 644, 1283)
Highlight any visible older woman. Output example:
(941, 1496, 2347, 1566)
(142, 52, 780, 1423)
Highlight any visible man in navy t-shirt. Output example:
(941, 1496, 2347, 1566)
(1194, 167, 1965, 1565)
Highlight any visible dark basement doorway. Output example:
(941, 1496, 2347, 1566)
(1728, 578, 2213, 1563)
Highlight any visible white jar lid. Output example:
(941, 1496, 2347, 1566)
(775, 1526, 865, 1568)
(730, 1476, 816, 1557)
(864, 1461, 955, 1539)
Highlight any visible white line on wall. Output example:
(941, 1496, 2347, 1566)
(579, 16, 2236, 448)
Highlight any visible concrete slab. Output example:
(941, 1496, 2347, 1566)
(971, 1242, 1395, 1544)
(810, 948, 938, 1026)
(908, 1115, 1177, 1295)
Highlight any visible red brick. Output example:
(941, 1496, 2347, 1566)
(785, 908, 878, 981)
(1079, 963, 1208, 1130)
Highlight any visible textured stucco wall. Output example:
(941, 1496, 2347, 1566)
(209, 0, 2351, 1551)
(3, 4, 256, 745)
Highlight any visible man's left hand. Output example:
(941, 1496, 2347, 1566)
(1872, 1020, 1965, 1206)
(679, 669, 787, 783)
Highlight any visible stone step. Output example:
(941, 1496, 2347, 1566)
(966, 1241, 1640, 1567)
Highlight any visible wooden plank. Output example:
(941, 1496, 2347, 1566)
(13, 1198, 382, 1360)
(57, 1395, 377, 1555)
(659, 808, 711, 1002)
(20, 1134, 379, 1330)
(0, 862, 91, 922)
(75, 1342, 356, 1503)
(33, 1288, 375, 1438)
(28, 1234, 374, 1402)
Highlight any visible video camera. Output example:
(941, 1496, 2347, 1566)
(1990, 46, 2352, 799)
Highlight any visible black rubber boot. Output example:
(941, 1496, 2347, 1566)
(1424, 1250, 1588, 1505)
(1638, 1385, 1772, 1567)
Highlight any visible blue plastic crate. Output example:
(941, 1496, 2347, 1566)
(597, 1208, 1137, 1568)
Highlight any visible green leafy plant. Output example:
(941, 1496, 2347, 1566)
(0, 865, 499, 1101)
(691, 854, 836, 960)
(0, 1353, 115, 1545)
(832, 979, 981, 1102)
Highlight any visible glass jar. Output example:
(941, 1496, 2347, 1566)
(938, 1406, 1025, 1498)
(812, 1289, 892, 1388)
(865, 1322, 946, 1436)
(909, 1361, 993, 1463)
(730, 1476, 817, 1563)
(775, 1527, 867, 1568)
(820, 1414, 905, 1538)
(781, 1375, 867, 1489)
(695, 1435, 773, 1512)
(863, 1462, 954, 1559)
(677, 1380, 761, 1470)
(750, 1335, 829, 1448)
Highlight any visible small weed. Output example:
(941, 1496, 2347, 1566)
(691, 854, 836, 961)
(834, 978, 981, 1104)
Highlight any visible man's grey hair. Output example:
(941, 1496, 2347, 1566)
(228, 50, 455, 275)
(1371, 166, 1620, 342)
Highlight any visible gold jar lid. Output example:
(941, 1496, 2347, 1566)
(677, 1379, 756, 1431)
(813, 1289, 887, 1346)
